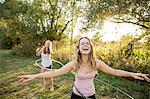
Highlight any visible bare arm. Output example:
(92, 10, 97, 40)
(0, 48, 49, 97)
(96, 59, 132, 77)
(36, 46, 44, 56)
(49, 41, 54, 54)
(96, 59, 150, 82)
(18, 61, 75, 83)
(49, 46, 54, 54)
(36, 61, 74, 78)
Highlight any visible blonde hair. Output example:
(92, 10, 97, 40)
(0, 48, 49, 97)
(43, 40, 53, 54)
(73, 37, 96, 72)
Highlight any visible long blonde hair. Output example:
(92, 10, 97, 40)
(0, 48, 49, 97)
(73, 37, 96, 72)
(43, 40, 53, 54)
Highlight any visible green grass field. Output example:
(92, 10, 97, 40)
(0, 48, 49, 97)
(0, 49, 149, 99)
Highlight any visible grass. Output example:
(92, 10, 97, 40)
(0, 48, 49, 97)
(0, 49, 150, 99)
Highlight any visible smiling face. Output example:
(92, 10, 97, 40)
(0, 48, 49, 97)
(79, 38, 91, 55)
(74, 37, 96, 72)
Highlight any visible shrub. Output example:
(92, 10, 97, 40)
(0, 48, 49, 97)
(0, 36, 13, 49)
(11, 39, 37, 56)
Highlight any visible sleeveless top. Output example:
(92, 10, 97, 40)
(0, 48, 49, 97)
(41, 53, 52, 67)
(73, 71, 96, 96)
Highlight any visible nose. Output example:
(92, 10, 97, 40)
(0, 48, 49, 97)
(84, 43, 89, 46)
(82, 43, 87, 45)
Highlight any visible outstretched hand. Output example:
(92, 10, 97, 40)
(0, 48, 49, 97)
(131, 73, 150, 82)
(18, 75, 37, 83)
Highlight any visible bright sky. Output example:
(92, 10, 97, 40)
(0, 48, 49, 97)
(0, 0, 4, 3)
(73, 20, 144, 42)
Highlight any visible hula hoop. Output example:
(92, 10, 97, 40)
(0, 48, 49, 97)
(35, 59, 64, 71)
(95, 77, 134, 99)
(34, 59, 134, 99)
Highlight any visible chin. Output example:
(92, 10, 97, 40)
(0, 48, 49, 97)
(81, 52, 90, 55)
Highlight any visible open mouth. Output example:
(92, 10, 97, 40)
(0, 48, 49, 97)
(82, 48, 89, 51)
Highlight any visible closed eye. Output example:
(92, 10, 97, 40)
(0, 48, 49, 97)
(80, 42, 90, 45)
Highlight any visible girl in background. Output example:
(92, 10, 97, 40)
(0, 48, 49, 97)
(36, 40, 54, 92)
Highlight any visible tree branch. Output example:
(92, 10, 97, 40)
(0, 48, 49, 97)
(105, 18, 149, 29)
(58, 19, 72, 41)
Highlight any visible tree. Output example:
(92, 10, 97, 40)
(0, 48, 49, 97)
(0, 0, 83, 55)
(91, 32, 102, 45)
(0, 0, 75, 46)
(87, 0, 150, 29)
(85, 0, 150, 57)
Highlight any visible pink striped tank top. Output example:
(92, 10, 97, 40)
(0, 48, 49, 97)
(73, 71, 96, 97)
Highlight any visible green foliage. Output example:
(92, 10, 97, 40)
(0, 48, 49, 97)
(120, 35, 133, 43)
(0, 36, 13, 49)
(91, 32, 102, 45)
(52, 45, 74, 64)
(87, 0, 150, 29)
(143, 34, 150, 50)
(94, 40, 150, 74)
(11, 39, 38, 56)
(0, 0, 76, 55)
(133, 49, 150, 73)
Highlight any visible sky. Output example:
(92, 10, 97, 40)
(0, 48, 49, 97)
(73, 20, 144, 42)
(0, 0, 4, 3)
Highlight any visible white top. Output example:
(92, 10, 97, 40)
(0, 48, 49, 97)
(41, 53, 52, 67)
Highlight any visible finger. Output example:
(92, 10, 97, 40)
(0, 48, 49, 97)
(18, 78, 22, 83)
(143, 75, 150, 80)
(18, 78, 24, 83)
(139, 74, 149, 79)
(19, 78, 26, 83)
(144, 74, 149, 76)
(146, 79, 150, 82)
(142, 75, 150, 82)
(135, 76, 144, 80)
(22, 78, 32, 83)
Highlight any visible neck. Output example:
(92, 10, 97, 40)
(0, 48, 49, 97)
(81, 54, 89, 64)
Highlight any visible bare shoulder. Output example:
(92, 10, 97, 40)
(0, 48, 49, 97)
(95, 59, 114, 73)
(95, 59, 102, 64)
(95, 59, 105, 68)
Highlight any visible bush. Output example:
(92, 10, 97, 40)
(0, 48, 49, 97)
(0, 36, 13, 49)
(52, 45, 74, 64)
(11, 39, 37, 56)
(95, 42, 150, 74)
